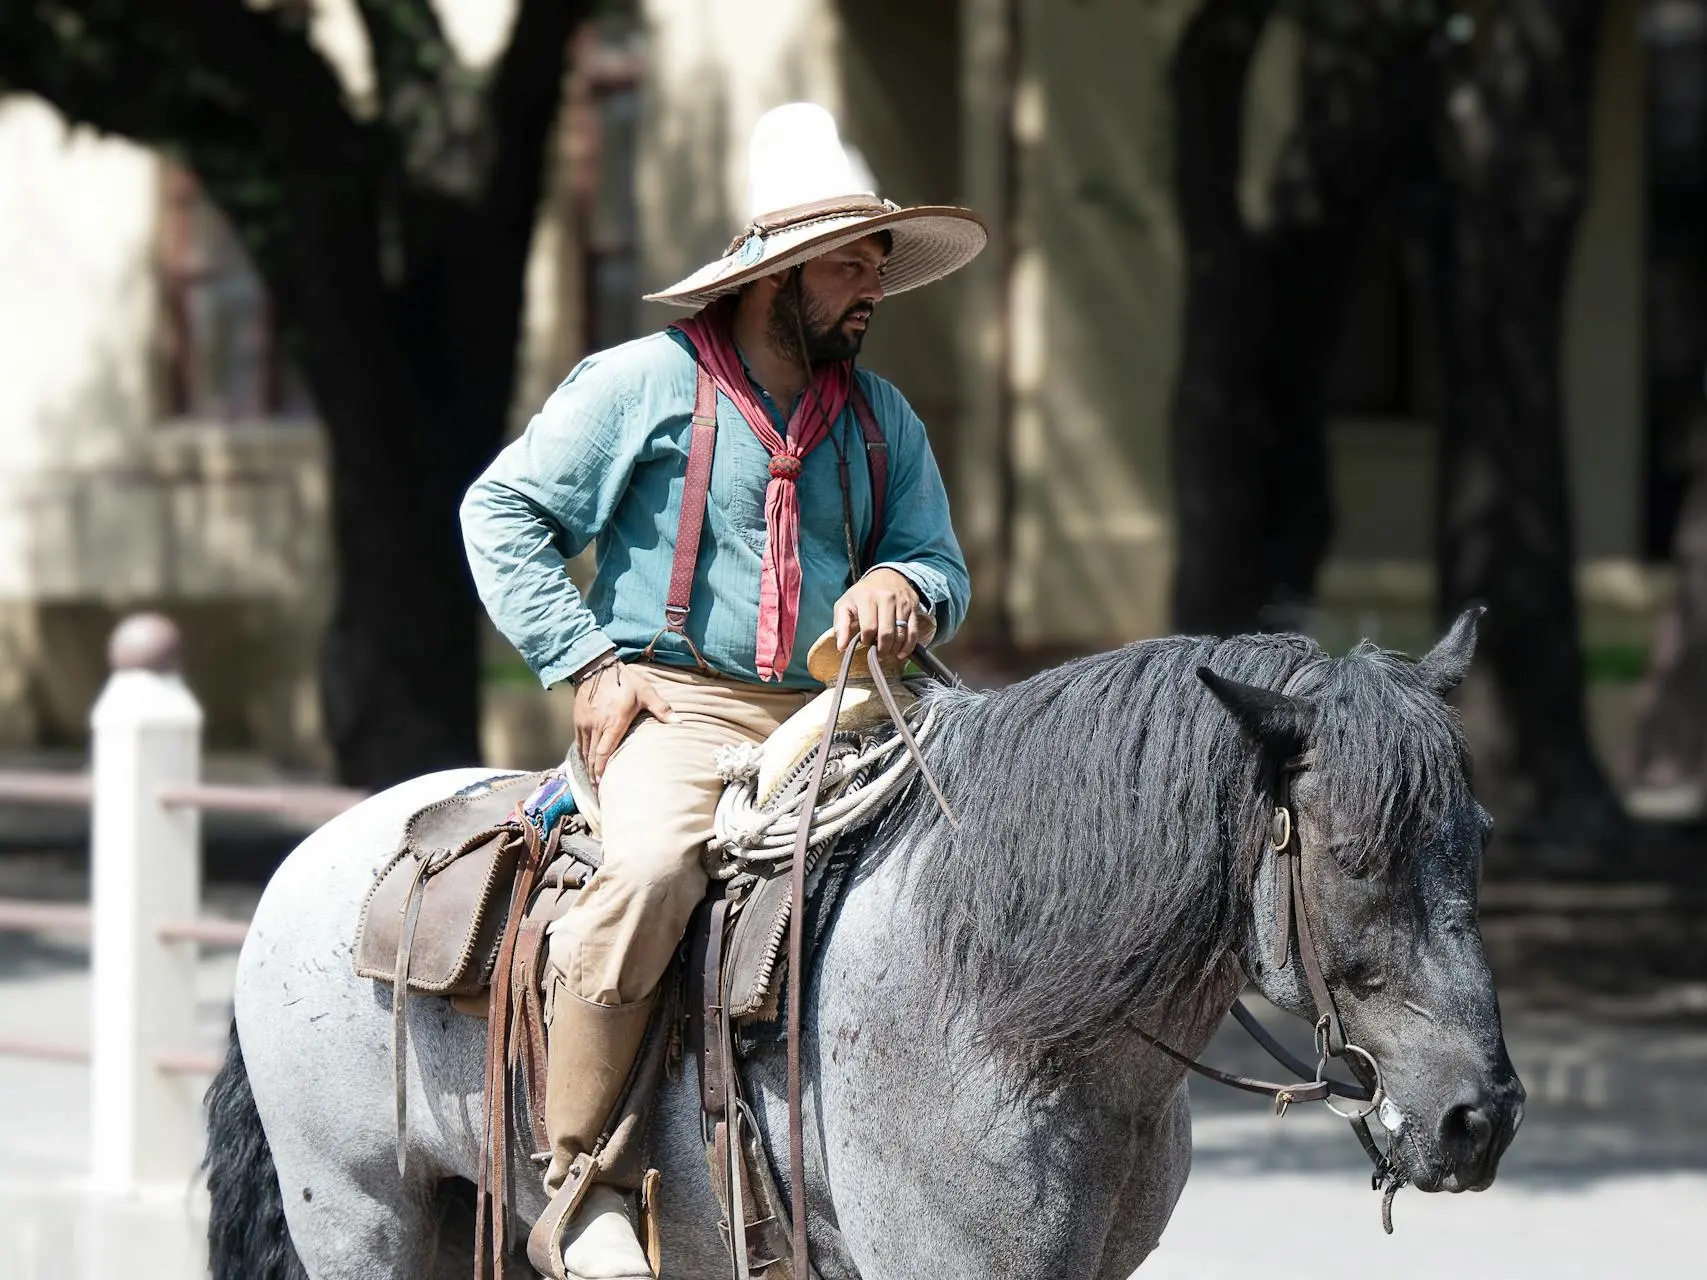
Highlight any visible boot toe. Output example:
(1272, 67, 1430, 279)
(562, 1185, 654, 1280)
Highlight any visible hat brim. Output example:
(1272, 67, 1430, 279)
(643, 205, 988, 309)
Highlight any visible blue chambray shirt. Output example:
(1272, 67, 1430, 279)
(460, 328, 970, 690)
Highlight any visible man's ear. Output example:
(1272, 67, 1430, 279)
(753, 265, 803, 300)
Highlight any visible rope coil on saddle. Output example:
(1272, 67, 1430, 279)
(707, 696, 945, 870)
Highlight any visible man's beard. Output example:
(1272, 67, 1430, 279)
(767, 279, 872, 366)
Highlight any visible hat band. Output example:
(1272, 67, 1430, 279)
(723, 195, 900, 256)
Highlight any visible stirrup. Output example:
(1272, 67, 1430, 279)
(527, 1157, 661, 1280)
(527, 1154, 599, 1280)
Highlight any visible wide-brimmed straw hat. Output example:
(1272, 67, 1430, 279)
(644, 103, 987, 309)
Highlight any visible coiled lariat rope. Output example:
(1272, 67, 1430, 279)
(707, 694, 944, 877)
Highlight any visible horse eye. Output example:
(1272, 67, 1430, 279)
(1343, 965, 1386, 998)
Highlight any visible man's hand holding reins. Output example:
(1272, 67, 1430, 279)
(835, 567, 925, 663)
(572, 656, 675, 784)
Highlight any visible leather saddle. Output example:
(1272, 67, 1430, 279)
(350, 666, 920, 1278)
(352, 663, 907, 1025)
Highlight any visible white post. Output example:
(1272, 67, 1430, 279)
(88, 613, 204, 1194)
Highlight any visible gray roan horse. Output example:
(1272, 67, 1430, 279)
(205, 611, 1524, 1279)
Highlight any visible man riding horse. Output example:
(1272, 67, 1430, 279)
(460, 103, 985, 1280)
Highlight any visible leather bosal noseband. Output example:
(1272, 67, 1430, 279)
(1131, 754, 1410, 1232)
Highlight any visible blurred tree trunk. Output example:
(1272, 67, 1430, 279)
(1255, 4, 1448, 628)
(0, 1, 589, 789)
(1169, 0, 1446, 635)
(1633, 440, 1707, 790)
(1629, 1, 1707, 792)
(1168, 0, 1280, 636)
(1429, 0, 1625, 840)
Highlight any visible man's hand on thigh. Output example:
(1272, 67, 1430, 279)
(573, 662, 675, 784)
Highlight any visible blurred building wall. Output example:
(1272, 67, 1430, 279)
(999, 0, 1186, 646)
(0, 99, 332, 763)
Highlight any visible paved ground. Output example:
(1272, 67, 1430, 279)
(2, 819, 1705, 1278)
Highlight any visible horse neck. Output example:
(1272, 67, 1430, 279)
(1091, 956, 1249, 1115)
(867, 835, 1249, 1123)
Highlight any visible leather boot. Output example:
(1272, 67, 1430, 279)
(527, 988, 657, 1280)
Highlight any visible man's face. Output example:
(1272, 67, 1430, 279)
(766, 234, 889, 365)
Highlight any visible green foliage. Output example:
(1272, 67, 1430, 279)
(484, 653, 542, 688)
(0, 1, 543, 283)
(1280, 0, 1460, 57)
(2, 2, 336, 278)
(1583, 641, 1649, 686)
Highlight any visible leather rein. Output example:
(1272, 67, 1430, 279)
(783, 639, 956, 1278)
(1130, 755, 1412, 1233)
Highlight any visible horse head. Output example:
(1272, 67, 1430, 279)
(1202, 607, 1525, 1195)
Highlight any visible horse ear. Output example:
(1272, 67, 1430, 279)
(1416, 605, 1485, 696)
(1197, 668, 1315, 753)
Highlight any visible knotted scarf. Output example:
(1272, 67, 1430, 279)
(670, 299, 853, 680)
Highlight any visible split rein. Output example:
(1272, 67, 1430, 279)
(784, 641, 958, 1279)
(1130, 758, 1412, 1234)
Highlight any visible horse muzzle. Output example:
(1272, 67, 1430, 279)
(1403, 1074, 1525, 1193)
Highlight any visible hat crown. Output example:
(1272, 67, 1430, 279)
(745, 103, 877, 219)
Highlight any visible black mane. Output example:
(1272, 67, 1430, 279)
(891, 631, 1471, 1088)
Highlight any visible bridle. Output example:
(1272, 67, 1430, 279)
(1130, 752, 1412, 1233)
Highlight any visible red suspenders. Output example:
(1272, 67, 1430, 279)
(645, 360, 889, 667)
(661, 364, 720, 642)
(855, 389, 890, 566)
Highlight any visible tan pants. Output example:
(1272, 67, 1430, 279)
(545, 664, 814, 1007)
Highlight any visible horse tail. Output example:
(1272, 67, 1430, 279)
(204, 1020, 308, 1280)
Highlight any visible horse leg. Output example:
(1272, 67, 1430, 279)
(271, 1151, 440, 1280)
(206, 1015, 444, 1280)
(238, 1012, 446, 1279)
(808, 1022, 1122, 1279)
(793, 852, 1176, 1280)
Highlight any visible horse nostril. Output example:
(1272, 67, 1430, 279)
(1439, 1100, 1495, 1166)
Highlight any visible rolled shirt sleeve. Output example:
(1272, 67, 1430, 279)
(460, 357, 642, 688)
(857, 372, 972, 643)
